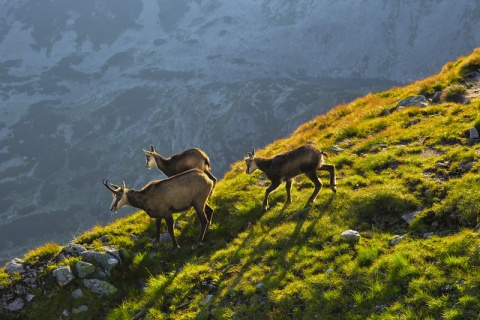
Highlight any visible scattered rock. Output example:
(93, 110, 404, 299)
(6, 297, 24, 311)
(401, 210, 421, 224)
(160, 232, 172, 242)
(83, 279, 118, 296)
(72, 289, 84, 300)
(340, 229, 361, 242)
(100, 235, 110, 243)
(63, 244, 87, 257)
(431, 91, 442, 102)
(53, 266, 75, 287)
(390, 235, 406, 246)
(331, 145, 344, 152)
(76, 261, 96, 278)
(423, 232, 435, 239)
(72, 305, 89, 314)
(201, 294, 214, 305)
(5, 258, 25, 274)
(469, 127, 479, 139)
(396, 95, 428, 109)
(25, 294, 35, 302)
(256, 282, 265, 290)
(81, 250, 120, 272)
(326, 268, 334, 275)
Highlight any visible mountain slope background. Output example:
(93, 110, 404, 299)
(1, 0, 480, 265)
(1, 47, 480, 319)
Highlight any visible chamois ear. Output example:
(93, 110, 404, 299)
(150, 145, 155, 152)
(122, 181, 126, 191)
(252, 147, 255, 156)
(143, 149, 150, 154)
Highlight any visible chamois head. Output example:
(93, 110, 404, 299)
(244, 147, 258, 174)
(143, 145, 157, 169)
(102, 179, 128, 212)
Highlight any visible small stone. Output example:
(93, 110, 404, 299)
(390, 235, 405, 246)
(402, 211, 421, 224)
(63, 244, 87, 257)
(469, 127, 479, 139)
(62, 309, 70, 317)
(201, 294, 214, 305)
(26, 294, 35, 302)
(72, 288, 84, 299)
(7, 297, 24, 311)
(256, 282, 265, 289)
(340, 229, 361, 242)
(72, 305, 89, 314)
(423, 232, 435, 239)
(100, 235, 110, 243)
(326, 268, 334, 274)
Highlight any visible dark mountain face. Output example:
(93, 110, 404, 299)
(1, 0, 479, 265)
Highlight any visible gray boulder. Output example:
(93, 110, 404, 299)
(52, 266, 75, 287)
(5, 258, 25, 274)
(75, 261, 96, 278)
(396, 95, 428, 109)
(83, 279, 117, 296)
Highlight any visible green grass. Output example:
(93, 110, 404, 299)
(2, 48, 480, 320)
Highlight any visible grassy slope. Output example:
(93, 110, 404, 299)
(2, 49, 480, 320)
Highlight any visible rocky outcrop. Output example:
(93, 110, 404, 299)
(0, 242, 122, 317)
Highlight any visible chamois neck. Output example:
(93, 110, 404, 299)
(126, 190, 148, 211)
(254, 157, 271, 172)
(153, 153, 169, 171)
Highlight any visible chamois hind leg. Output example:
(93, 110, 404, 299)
(152, 217, 163, 247)
(205, 203, 214, 225)
(165, 216, 180, 253)
(305, 171, 322, 205)
(285, 179, 293, 204)
(318, 164, 337, 192)
(263, 180, 281, 212)
(192, 203, 209, 250)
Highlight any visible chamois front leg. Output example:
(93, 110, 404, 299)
(305, 171, 322, 205)
(152, 217, 163, 247)
(263, 180, 281, 212)
(192, 204, 209, 250)
(285, 179, 293, 204)
(165, 216, 180, 253)
(319, 164, 337, 192)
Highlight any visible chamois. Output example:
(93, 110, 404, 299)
(245, 144, 337, 212)
(143, 145, 217, 190)
(103, 168, 214, 251)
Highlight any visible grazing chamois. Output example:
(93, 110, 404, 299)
(143, 145, 217, 190)
(103, 168, 214, 251)
(244, 144, 337, 211)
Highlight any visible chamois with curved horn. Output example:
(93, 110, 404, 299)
(244, 143, 336, 212)
(143, 145, 217, 190)
(103, 168, 214, 251)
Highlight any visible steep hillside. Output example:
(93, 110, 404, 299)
(1, 49, 480, 319)
(1, 0, 480, 265)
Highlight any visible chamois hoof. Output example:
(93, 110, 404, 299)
(191, 242, 203, 250)
(151, 240, 160, 248)
(331, 186, 337, 193)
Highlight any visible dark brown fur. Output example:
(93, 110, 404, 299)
(245, 144, 336, 211)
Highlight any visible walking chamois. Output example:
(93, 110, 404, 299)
(245, 144, 337, 211)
